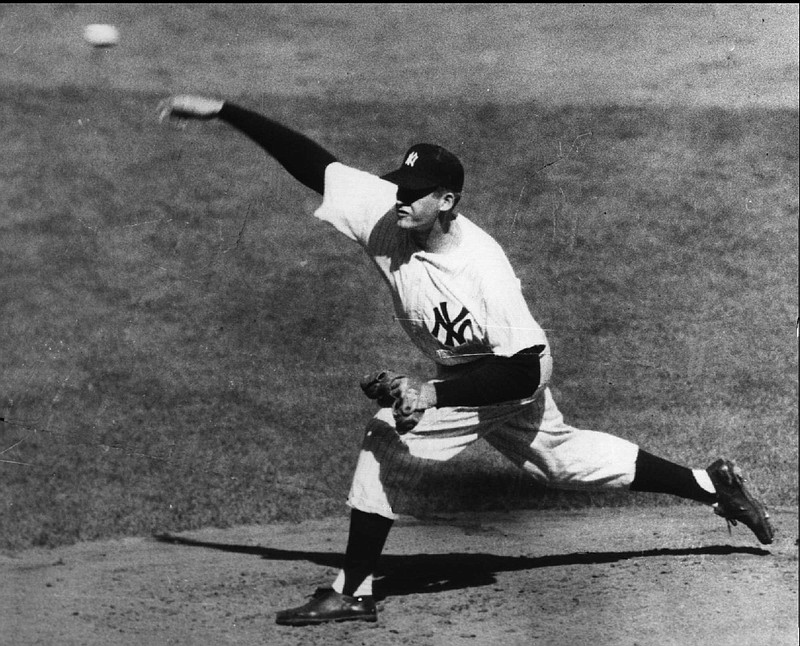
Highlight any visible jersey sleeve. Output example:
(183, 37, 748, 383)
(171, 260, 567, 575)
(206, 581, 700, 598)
(313, 162, 398, 244)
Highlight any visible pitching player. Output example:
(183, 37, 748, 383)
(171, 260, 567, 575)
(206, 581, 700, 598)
(157, 96, 775, 626)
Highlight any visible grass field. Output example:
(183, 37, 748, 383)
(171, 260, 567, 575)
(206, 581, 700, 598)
(0, 5, 797, 552)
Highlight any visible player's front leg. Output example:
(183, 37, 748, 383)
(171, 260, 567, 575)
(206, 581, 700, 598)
(276, 407, 486, 626)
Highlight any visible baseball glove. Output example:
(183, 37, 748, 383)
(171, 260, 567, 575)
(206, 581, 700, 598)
(360, 370, 403, 407)
(360, 370, 424, 434)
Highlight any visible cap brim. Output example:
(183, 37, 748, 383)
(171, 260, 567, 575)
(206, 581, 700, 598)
(380, 168, 439, 191)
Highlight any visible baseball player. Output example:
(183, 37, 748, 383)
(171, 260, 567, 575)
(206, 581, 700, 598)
(157, 95, 775, 626)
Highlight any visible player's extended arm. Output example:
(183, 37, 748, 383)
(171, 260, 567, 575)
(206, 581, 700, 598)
(157, 95, 337, 195)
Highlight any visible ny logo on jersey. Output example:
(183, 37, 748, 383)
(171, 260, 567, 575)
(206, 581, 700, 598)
(405, 151, 419, 167)
(431, 302, 474, 347)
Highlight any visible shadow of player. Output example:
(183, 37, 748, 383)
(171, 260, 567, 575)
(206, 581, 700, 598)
(153, 533, 769, 598)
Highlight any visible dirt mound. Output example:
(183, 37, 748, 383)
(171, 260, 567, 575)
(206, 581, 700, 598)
(3, 506, 796, 646)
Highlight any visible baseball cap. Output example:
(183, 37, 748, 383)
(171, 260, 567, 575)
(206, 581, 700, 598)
(381, 143, 464, 192)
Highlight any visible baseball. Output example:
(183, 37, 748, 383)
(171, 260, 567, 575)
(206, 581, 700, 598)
(83, 24, 120, 48)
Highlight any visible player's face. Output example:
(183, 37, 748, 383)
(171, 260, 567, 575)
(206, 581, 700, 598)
(395, 188, 455, 231)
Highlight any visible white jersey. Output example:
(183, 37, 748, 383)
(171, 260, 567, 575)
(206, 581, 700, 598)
(313, 164, 639, 521)
(314, 162, 549, 370)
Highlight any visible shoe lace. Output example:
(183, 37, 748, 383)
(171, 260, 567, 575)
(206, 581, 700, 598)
(713, 502, 738, 534)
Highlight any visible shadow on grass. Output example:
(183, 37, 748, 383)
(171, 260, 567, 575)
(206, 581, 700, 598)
(152, 533, 769, 597)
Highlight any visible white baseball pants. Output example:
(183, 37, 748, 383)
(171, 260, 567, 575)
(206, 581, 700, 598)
(348, 386, 640, 519)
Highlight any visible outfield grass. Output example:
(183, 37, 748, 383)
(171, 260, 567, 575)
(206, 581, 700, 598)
(0, 86, 797, 550)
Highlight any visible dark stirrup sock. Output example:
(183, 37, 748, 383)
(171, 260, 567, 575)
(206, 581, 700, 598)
(630, 449, 717, 505)
(342, 509, 394, 597)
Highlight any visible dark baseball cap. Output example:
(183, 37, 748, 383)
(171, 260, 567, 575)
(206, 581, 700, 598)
(381, 143, 464, 192)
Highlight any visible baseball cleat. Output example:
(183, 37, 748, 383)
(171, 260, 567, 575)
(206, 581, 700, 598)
(275, 587, 378, 626)
(707, 458, 774, 545)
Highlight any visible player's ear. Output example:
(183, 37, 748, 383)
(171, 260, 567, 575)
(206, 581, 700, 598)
(437, 190, 457, 212)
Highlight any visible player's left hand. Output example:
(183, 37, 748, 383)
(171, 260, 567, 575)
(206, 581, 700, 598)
(389, 376, 437, 433)
(388, 376, 435, 416)
(359, 371, 437, 434)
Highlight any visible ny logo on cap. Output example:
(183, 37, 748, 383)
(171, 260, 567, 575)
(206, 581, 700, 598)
(405, 151, 419, 167)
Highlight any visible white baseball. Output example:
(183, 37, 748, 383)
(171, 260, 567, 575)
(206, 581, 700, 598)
(83, 24, 120, 47)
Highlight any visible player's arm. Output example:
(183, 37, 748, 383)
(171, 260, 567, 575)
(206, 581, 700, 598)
(386, 343, 545, 414)
(432, 344, 546, 407)
(157, 96, 337, 195)
(363, 345, 545, 433)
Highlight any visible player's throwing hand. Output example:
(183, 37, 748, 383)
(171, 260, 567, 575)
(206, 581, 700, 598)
(157, 95, 224, 122)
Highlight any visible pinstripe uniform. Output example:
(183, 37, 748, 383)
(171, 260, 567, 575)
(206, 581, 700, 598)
(316, 162, 640, 519)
